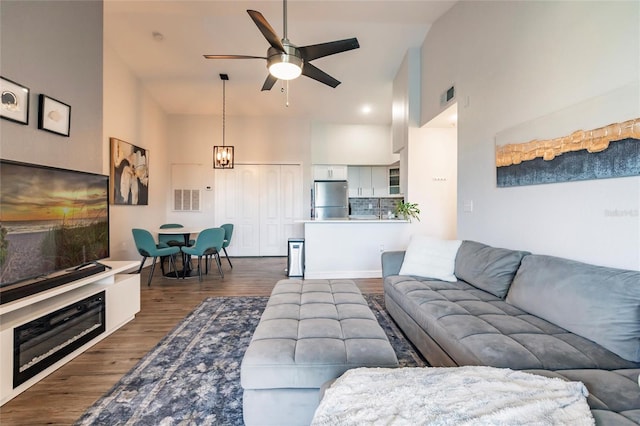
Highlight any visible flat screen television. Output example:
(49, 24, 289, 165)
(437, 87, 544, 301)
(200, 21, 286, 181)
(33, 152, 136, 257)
(0, 160, 110, 304)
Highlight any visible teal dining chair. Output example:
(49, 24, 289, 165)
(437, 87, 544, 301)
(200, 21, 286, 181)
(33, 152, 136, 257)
(158, 223, 187, 270)
(180, 227, 225, 281)
(132, 228, 181, 286)
(158, 223, 185, 247)
(220, 223, 234, 268)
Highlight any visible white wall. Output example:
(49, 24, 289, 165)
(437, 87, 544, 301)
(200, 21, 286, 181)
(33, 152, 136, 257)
(165, 114, 313, 226)
(103, 44, 171, 260)
(0, 1, 171, 263)
(394, 47, 458, 240)
(167, 115, 311, 165)
(0, 0, 103, 172)
(311, 123, 398, 165)
(406, 126, 457, 239)
(421, 1, 640, 270)
(392, 48, 422, 200)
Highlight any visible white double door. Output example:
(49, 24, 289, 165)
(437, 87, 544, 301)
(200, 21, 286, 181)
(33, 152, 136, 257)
(214, 164, 302, 256)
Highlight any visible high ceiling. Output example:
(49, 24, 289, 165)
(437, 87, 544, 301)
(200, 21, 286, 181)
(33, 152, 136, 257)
(104, 0, 456, 125)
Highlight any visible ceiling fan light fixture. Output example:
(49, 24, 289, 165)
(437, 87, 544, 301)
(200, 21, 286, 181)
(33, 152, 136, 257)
(204, 1, 359, 90)
(268, 54, 303, 80)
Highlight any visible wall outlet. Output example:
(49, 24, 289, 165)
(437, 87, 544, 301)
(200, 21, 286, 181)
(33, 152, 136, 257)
(463, 200, 474, 212)
(379, 244, 385, 252)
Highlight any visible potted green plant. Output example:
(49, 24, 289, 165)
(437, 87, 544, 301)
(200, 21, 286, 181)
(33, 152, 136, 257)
(394, 201, 420, 222)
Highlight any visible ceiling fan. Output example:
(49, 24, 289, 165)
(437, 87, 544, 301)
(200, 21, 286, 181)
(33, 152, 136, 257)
(204, 0, 360, 91)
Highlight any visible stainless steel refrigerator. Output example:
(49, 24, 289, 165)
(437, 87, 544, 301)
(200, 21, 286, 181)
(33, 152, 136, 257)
(313, 180, 348, 219)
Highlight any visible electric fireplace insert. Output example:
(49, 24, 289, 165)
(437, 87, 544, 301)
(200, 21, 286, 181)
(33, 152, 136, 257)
(13, 291, 106, 387)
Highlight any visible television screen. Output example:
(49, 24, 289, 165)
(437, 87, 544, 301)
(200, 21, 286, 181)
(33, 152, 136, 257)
(0, 160, 109, 292)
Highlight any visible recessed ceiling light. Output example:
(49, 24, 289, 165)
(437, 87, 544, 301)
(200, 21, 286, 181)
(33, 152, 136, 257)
(361, 105, 372, 115)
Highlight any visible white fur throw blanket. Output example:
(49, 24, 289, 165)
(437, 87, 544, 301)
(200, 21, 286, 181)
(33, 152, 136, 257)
(311, 366, 594, 426)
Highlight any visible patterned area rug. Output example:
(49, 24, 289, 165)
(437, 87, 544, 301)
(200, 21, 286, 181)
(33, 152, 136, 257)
(76, 294, 427, 425)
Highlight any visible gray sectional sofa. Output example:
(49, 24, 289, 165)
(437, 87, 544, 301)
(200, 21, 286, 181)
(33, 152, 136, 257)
(382, 240, 640, 425)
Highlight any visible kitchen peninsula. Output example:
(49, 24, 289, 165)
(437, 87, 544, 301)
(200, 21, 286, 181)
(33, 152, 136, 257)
(302, 218, 411, 279)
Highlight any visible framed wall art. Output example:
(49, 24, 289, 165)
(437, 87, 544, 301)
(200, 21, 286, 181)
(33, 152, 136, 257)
(110, 137, 149, 205)
(38, 94, 71, 136)
(1, 76, 30, 125)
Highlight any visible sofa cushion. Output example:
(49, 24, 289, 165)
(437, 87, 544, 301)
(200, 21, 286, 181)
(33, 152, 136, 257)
(399, 235, 462, 282)
(454, 240, 529, 299)
(525, 369, 640, 425)
(384, 274, 640, 370)
(506, 255, 640, 363)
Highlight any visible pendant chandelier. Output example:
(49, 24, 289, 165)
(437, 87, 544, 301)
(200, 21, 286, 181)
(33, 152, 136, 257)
(213, 73, 234, 169)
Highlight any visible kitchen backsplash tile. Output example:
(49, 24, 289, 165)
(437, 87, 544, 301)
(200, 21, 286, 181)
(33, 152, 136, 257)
(349, 197, 404, 218)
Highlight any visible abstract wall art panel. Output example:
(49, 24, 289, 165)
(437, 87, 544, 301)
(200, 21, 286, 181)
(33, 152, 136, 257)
(496, 119, 639, 187)
(495, 84, 640, 187)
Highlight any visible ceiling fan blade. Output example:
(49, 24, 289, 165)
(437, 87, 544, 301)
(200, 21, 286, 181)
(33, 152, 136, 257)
(299, 38, 360, 61)
(247, 10, 285, 52)
(203, 54, 266, 60)
(261, 74, 278, 91)
(302, 63, 341, 88)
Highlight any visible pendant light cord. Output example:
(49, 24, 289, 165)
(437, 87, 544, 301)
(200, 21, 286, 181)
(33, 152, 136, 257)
(222, 79, 226, 147)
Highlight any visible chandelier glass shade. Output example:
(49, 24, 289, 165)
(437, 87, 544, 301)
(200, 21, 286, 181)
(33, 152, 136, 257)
(213, 74, 234, 169)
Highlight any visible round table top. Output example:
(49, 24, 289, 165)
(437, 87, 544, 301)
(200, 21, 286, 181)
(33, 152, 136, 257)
(155, 227, 202, 235)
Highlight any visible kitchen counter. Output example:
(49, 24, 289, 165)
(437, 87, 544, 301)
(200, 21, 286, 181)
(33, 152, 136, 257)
(302, 219, 411, 279)
(299, 218, 408, 223)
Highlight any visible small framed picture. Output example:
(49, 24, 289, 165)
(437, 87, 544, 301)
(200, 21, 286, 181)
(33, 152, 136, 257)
(1, 76, 30, 125)
(38, 94, 71, 136)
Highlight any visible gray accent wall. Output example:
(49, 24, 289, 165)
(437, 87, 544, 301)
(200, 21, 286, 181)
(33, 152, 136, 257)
(0, 0, 103, 173)
(420, 1, 640, 270)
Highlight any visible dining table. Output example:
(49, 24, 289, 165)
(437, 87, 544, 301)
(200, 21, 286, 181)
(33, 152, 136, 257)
(155, 227, 202, 278)
(155, 227, 201, 246)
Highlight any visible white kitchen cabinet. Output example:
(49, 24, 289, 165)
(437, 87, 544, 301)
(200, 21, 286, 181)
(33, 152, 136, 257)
(313, 165, 348, 181)
(348, 166, 388, 197)
(389, 167, 401, 195)
(371, 167, 388, 196)
(348, 166, 369, 197)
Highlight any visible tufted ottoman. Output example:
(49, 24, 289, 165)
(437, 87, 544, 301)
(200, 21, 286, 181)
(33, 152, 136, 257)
(241, 279, 399, 426)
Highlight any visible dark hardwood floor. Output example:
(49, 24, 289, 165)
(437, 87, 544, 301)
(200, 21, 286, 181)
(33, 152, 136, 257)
(0, 256, 383, 425)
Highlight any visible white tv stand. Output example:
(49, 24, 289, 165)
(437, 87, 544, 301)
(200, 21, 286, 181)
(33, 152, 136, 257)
(0, 260, 140, 405)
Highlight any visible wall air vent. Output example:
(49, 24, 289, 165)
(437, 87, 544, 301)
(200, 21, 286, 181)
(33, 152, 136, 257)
(173, 189, 201, 211)
(440, 85, 455, 107)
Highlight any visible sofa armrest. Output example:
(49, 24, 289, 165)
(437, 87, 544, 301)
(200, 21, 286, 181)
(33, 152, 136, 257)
(381, 251, 406, 278)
